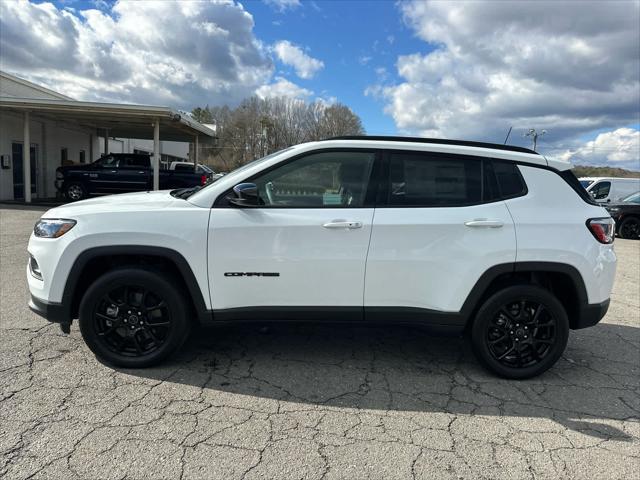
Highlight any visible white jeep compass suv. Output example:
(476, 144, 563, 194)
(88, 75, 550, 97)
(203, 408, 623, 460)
(27, 137, 616, 379)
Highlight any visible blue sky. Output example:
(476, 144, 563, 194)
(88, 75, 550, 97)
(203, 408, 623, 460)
(248, 0, 429, 134)
(2, 0, 639, 168)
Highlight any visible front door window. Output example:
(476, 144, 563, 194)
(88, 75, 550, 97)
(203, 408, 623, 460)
(251, 151, 376, 207)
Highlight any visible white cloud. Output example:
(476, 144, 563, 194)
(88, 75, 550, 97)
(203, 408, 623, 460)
(315, 95, 337, 107)
(371, 0, 640, 164)
(263, 0, 301, 12)
(553, 128, 640, 170)
(0, 0, 273, 108)
(256, 76, 312, 99)
(272, 40, 324, 79)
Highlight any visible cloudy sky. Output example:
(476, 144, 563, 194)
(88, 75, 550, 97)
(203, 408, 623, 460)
(1, 0, 639, 168)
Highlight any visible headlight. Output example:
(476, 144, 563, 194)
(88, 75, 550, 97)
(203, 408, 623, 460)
(606, 207, 620, 214)
(56, 170, 64, 179)
(34, 219, 76, 238)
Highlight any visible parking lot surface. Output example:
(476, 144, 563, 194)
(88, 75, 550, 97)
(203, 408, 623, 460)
(1, 205, 639, 479)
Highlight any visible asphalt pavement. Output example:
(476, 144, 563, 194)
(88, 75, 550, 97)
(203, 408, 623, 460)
(1, 205, 638, 479)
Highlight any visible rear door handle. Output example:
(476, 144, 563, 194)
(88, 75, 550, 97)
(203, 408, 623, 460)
(323, 221, 363, 229)
(464, 219, 504, 228)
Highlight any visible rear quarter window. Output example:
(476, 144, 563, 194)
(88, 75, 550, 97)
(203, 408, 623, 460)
(492, 161, 527, 198)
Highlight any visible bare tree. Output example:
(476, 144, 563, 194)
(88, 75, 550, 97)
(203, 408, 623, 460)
(192, 96, 365, 171)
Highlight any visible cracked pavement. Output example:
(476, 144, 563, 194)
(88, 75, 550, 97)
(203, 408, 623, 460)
(1, 206, 639, 479)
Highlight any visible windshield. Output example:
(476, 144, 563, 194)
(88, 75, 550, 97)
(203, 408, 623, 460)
(622, 191, 640, 204)
(579, 179, 594, 188)
(178, 147, 295, 200)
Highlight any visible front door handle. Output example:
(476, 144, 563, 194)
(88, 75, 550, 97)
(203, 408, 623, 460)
(323, 221, 363, 229)
(464, 219, 504, 228)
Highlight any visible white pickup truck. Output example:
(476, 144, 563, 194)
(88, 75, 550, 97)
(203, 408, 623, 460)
(28, 136, 616, 379)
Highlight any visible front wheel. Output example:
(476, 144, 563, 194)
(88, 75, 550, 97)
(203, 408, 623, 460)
(618, 216, 640, 240)
(65, 183, 86, 201)
(471, 285, 569, 379)
(79, 268, 191, 368)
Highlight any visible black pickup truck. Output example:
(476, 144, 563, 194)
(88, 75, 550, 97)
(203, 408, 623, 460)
(55, 153, 212, 201)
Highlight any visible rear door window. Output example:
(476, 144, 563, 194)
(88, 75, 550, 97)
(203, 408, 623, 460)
(387, 152, 482, 206)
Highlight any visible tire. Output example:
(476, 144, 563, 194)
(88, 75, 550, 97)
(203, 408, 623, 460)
(65, 183, 86, 201)
(618, 216, 640, 240)
(78, 268, 191, 368)
(471, 285, 569, 379)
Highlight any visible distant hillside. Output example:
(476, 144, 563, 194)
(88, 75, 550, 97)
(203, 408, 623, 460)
(571, 165, 640, 178)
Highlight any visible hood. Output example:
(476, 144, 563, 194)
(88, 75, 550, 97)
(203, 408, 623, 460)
(605, 202, 636, 209)
(42, 190, 183, 218)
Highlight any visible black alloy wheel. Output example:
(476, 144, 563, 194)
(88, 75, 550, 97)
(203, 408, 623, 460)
(79, 268, 191, 368)
(94, 284, 171, 357)
(471, 285, 569, 379)
(486, 300, 556, 368)
(618, 216, 640, 240)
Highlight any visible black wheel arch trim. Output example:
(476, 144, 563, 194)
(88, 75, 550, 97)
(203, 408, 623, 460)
(62, 245, 211, 325)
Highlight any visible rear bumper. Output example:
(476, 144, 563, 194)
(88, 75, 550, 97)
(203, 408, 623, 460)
(574, 299, 610, 329)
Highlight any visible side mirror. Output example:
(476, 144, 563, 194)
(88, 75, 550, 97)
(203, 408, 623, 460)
(228, 183, 261, 207)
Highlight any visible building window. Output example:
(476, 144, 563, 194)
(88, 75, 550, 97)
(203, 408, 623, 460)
(60, 148, 68, 165)
(79, 150, 86, 163)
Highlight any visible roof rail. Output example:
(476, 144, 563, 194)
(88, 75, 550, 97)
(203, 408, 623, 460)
(326, 135, 540, 155)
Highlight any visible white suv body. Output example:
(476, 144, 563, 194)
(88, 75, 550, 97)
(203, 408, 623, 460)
(27, 137, 616, 378)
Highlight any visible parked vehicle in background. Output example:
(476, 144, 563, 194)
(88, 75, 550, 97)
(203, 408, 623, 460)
(55, 153, 213, 201)
(30, 136, 616, 379)
(169, 161, 225, 181)
(579, 177, 640, 203)
(606, 191, 640, 239)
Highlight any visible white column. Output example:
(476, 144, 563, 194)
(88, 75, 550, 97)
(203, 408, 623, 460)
(23, 111, 31, 203)
(153, 119, 160, 190)
(194, 135, 199, 172)
(103, 128, 109, 155)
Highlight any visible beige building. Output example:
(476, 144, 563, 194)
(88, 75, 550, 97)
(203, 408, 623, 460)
(0, 71, 215, 202)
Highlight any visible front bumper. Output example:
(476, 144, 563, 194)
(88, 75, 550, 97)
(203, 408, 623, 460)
(29, 295, 71, 333)
(574, 299, 610, 329)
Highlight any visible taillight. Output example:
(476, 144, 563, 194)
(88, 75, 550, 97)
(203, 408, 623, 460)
(586, 217, 615, 244)
(200, 175, 207, 186)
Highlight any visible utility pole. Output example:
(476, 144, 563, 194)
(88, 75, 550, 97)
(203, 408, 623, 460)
(524, 128, 546, 152)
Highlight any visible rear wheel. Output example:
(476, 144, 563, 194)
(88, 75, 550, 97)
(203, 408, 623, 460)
(471, 285, 569, 379)
(65, 183, 86, 201)
(618, 216, 640, 240)
(79, 268, 191, 368)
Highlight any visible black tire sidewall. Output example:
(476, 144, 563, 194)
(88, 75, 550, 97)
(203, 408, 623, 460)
(79, 268, 190, 368)
(471, 285, 569, 379)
